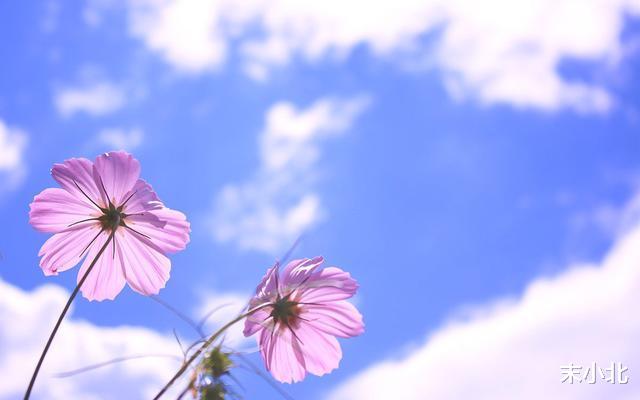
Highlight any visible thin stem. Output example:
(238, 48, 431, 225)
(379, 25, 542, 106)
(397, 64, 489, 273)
(24, 232, 114, 399)
(198, 303, 238, 331)
(150, 295, 205, 337)
(234, 353, 295, 400)
(151, 297, 295, 400)
(55, 354, 181, 378)
(278, 235, 302, 266)
(152, 303, 270, 400)
(176, 376, 196, 400)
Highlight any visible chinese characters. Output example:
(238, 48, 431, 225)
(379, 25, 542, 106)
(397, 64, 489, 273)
(561, 362, 629, 384)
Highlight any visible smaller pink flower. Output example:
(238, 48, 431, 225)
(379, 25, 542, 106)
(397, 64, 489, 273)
(29, 151, 190, 301)
(243, 257, 364, 383)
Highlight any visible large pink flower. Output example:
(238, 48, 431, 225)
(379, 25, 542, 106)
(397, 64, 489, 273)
(29, 151, 190, 301)
(243, 256, 364, 383)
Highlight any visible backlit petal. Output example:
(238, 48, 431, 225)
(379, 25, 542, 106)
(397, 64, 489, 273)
(125, 207, 190, 253)
(38, 225, 102, 276)
(29, 188, 99, 233)
(93, 151, 141, 205)
(297, 267, 358, 303)
(51, 157, 105, 210)
(117, 229, 171, 296)
(77, 232, 126, 301)
(120, 179, 163, 214)
(243, 308, 272, 337)
(253, 263, 281, 303)
(295, 323, 342, 377)
(281, 257, 324, 290)
(302, 301, 364, 338)
(260, 326, 307, 383)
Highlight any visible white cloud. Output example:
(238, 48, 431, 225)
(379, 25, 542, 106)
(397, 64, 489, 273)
(0, 118, 28, 192)
(210, 95, 370, 253)
(0, 278, 186, 399)
(128, 0, 227, 73)
(433, 0, 629, 113)
(569, 176, 640, 237)
(97, 127, 144, 151)
(55, 81, 126, 117)
(329, 221, 640, 399)
(0, 276, 254, 399)
(126, 0, 640, 112)
(196, 292, 254, 350)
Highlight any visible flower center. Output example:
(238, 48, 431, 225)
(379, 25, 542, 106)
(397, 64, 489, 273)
(270, 298, 300, 326)
(99, 203, 125, 231)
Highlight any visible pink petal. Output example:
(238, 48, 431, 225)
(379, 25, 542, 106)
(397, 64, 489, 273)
(29, 188, 99, 233)
(302, 301, 364, 338)
(38, 225, 102, 275)
(116, 229, 171, 296)
(125, 207, 190, 253)
(93, 151, 141, 206)
(77, 231, 126, 301)
(281, 257, 324, 290)
(294, 323, 342, 377)
(297, 267, 359, 303)
(260, 326, 307, 383)
(120, 179, 163, 214)
(51, 157, 105, 210)
(243, 308, 272, 337)
(253, 263, 281, 302)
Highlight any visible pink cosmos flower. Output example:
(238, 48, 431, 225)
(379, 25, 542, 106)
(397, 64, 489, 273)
(243, 256, 364, 383)
(29, 151, 190, 301)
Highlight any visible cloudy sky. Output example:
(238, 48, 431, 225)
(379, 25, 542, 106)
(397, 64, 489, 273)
(1, 1, 640, 399)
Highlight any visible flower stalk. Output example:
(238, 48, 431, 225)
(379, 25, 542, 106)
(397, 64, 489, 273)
(153, 303, 270, 399)
(24, 232, 115, 399)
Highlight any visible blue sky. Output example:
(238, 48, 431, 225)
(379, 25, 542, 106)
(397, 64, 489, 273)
(1, 1, 640, 399)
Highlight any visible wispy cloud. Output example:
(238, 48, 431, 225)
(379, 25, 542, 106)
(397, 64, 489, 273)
(570, 175, 640, 239)
(329, 217, 640, 399)
(54, 81, 126, 118)
(96, 127, 144, 151)
(210, 95, 371, 253)
(40, 0, 61, 34)
(125, 0, 640, 113)
(0, 118, 28, 193)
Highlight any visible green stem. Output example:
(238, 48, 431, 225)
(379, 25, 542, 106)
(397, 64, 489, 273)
(24, 232, 114, 399)
(153, 303, 270, 399)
